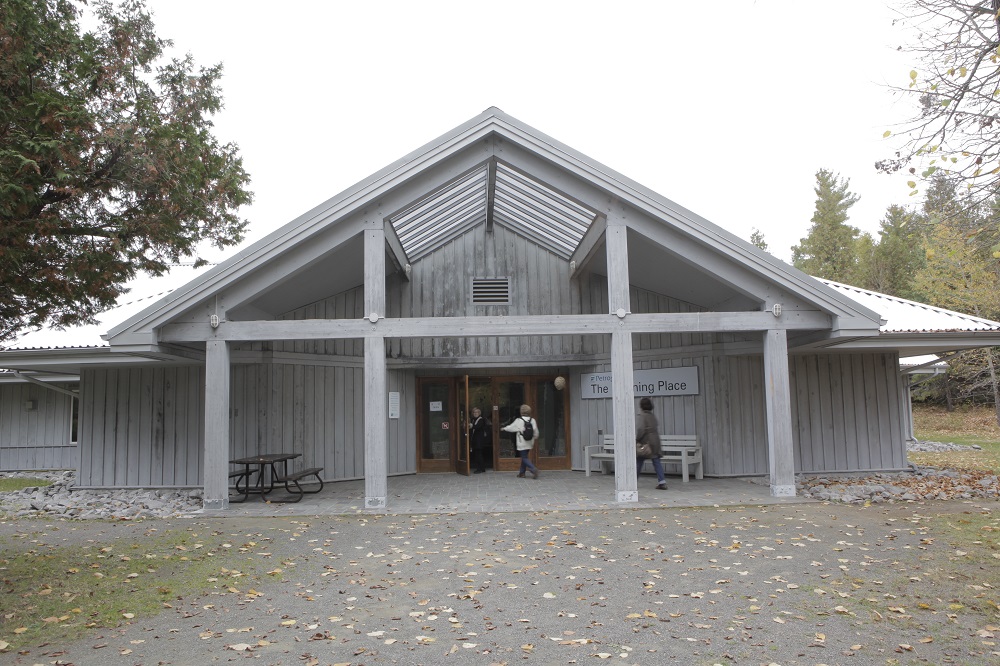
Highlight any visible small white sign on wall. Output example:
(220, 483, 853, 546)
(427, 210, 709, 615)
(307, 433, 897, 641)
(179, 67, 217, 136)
(388, 392, 400, 419)
(429, 401, 443, 412)
(581, 367, 699, 399)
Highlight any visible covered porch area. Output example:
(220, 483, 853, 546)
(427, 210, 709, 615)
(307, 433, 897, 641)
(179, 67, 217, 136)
(215, 470, 810, 517)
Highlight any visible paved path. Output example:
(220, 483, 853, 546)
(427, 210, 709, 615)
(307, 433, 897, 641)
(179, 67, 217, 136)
(3, 498, 998, 665)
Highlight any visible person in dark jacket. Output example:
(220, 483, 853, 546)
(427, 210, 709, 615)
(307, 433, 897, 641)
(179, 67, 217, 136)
(636, 397, 667, 490)
(469, 406, 492, 474)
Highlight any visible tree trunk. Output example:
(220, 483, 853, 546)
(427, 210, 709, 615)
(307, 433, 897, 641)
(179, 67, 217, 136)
(988, 348, 1000, 428)
(945, 372, 954, 412)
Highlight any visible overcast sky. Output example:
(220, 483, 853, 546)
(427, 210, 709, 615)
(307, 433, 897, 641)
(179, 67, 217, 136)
(147, 0, 916, 264)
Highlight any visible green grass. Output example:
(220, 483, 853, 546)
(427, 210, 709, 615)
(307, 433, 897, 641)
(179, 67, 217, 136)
(0, 527, 282, 651)
(0, 478, 52, 493)
(912, 404, 1000, 473)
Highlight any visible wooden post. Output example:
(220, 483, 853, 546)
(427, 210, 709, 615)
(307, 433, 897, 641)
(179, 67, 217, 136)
(204, 339, 230, 510)
(606, 211, 638, 502)
(365, 336, 387, 508)
(763, 329, 796, 496)
(364, 221, 388, 509)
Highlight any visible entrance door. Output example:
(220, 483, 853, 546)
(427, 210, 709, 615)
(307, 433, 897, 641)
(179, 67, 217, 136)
(459, 377, 494, 475)
(417, 379, 455, 473)
(495, 379, 528, 472)
(416, 375, 571, 473)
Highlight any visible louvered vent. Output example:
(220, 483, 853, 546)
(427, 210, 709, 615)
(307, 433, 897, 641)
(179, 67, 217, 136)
(472, 278, 510, 305)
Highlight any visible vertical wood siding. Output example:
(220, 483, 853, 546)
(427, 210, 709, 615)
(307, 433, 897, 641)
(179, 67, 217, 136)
(78, 363, 414, 488)
(0, 382, 77, 470)
(572, 351, 908, 477)
(78, 367, 205, 488)
(383, 225, 583, 358)
(0, 383, 79, 471)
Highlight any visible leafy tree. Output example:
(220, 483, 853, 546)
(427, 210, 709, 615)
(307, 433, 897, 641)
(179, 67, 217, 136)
(749, 227, 769, 251)
(879, 1, 1000, 216)
(913, 196, 1000, 422)
(791, 169, 861, 282)
(0, 0, 252, 343)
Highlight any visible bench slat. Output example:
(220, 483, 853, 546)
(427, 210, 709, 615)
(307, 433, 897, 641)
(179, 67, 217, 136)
(270, 467, 325, 503)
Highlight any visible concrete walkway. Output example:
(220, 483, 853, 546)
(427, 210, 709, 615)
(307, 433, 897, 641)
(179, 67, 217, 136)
(215, 470, 812, 516)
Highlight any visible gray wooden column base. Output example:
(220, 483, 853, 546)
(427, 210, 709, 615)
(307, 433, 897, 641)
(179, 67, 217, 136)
(203, 498, 229, 510)
(769, 484, 796, 497)
(365, 496, 387, 509)
(617, 490, 639, 503)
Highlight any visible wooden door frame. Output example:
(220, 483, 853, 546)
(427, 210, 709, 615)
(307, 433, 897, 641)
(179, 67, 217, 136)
(415, 373, 572, 473)
(415, 377, 457, 473)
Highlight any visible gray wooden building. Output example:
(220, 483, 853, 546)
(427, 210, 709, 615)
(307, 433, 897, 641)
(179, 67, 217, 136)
(4, 108, 1000, 509)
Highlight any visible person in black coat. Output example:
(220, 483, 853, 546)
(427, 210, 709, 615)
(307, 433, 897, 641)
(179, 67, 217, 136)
(469, 406, 492, 474)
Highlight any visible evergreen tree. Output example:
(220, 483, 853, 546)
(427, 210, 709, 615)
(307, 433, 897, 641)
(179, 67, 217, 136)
(749, 227, 769, 252)
(791, 169, 861, 282)
(854, 205, 925, 299)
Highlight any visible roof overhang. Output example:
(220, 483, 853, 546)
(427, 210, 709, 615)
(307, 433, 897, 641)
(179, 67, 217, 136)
(795, 331, 1000, 356)
(97, 108, 881, 350)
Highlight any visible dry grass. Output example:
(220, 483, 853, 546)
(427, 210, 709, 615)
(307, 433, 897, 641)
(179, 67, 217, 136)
(911, 404, 1000, 473)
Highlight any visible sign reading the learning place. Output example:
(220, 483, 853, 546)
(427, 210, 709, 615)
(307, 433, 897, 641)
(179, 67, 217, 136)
(581, 367, 699, 399)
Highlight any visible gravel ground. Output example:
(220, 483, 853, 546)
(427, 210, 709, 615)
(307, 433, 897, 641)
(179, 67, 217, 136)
(1, 500, 999, 666)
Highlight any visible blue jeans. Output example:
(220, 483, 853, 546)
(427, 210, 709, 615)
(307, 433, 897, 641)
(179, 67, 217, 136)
(518, 449, 538, 475)
(637, 456, 665, 483)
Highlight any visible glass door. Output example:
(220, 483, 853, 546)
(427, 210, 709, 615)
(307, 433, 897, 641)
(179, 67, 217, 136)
(535, 379, 569, 470)
(417, 379, 455, 473)
(495, 379, 528, 472)
(459, 377, 494, 475)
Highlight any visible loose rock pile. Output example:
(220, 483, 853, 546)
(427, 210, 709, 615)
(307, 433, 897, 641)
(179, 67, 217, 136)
(797, 440, 1000, 504)
(0, 471, 202, 520)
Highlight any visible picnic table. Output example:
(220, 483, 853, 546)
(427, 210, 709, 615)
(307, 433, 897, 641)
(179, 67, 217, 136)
(229, 453, 324, 503)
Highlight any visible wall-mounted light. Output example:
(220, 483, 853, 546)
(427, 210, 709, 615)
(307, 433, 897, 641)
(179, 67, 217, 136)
(210, 314, 220, 328)
(771, 303, 782, 317)
(404, 263, 412, 278)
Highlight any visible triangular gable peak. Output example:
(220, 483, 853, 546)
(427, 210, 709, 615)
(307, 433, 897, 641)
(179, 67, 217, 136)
(105, 107, 881, 349)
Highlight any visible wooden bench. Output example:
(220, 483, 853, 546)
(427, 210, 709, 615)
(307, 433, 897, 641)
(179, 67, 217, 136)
(271, 467, 324, 503)
(585, 434, 703, 482)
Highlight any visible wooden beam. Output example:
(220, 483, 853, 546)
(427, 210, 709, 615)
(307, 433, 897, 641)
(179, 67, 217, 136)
(605, 208, 630, 318)
(485, 157, 497, 233)
(763, 329, 795, 496)
(203, 340, 230, 510)
(158, 310, 832, 343)
(569, 213, 606, 278)
(365, 224, 386, 321)
(383, 218, 409, 280)
(611, 330, 638, 502)
(365, 336, 387, 508)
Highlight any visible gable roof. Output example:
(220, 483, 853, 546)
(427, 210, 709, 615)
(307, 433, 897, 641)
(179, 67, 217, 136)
(100, 107, 882, 348)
